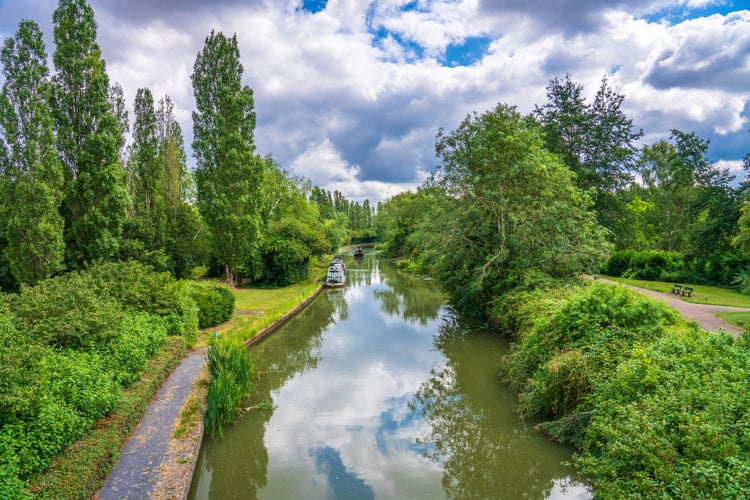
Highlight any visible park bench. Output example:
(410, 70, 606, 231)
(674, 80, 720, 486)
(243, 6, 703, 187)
(681, 286, 694, 297)
(671, 284, 683, 294)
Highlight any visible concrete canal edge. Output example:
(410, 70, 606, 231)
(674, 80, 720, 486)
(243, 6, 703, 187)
(147, 282, 324, 499)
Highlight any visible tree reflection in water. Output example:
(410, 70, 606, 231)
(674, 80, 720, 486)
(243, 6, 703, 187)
(411, 312, 589, 500)
(191, 290, 338, 500)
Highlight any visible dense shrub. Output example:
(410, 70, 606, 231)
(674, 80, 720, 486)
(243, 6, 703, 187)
(9, 273, 124, 350)
(0, 315, 45, 425)
(189, 281, 235, 328)
(577, 330, 750, 497)
(107, 313, 168, 385)
(603, 249, 679, 280)
(42, 351, 120, 421)
(504, 284, 679, 421)
(204, 342, 254, 438)
(602, 249, 635, 277)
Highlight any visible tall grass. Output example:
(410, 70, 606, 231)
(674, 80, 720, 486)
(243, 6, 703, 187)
(204, 342, 254, 438)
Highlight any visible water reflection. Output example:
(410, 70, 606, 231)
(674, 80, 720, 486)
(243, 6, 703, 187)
(412, 313, 590, 499)
(189, 252, 589, 499)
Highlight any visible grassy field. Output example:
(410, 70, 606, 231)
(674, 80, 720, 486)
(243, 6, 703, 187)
(603, 276, 750, 329)
(603, 276, 750, 307)
(199, 264, 327, 346)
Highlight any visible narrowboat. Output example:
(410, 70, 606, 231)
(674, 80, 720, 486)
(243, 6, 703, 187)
(324, 256, 346, 287)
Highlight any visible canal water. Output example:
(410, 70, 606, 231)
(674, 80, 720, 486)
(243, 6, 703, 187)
(188, 251, 591, 499)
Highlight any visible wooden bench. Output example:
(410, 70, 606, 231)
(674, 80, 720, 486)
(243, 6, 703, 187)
(681, 286, 694, 297)
(671, 284, 683, 294)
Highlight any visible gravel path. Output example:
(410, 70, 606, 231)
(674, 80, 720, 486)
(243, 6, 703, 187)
(590, 276, 748, 336)
(96, 350, 205, 500)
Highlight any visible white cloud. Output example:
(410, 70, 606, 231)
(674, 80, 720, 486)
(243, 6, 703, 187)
(1, 1, 747, 203)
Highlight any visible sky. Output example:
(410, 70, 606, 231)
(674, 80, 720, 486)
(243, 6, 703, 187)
(1, 0, 749, 204)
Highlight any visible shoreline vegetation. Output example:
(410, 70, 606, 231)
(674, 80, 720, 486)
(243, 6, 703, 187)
(13, 262, 325, 499)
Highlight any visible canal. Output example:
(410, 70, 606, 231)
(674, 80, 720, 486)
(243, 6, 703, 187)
(188, 251, 591, 499)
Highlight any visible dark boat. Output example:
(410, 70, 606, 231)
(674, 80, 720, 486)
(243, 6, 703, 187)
(353, 246, 364, 258)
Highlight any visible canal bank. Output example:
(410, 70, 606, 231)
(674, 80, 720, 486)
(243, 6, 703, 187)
(97, 277, 324, 499)
(187, 254, 589, 499)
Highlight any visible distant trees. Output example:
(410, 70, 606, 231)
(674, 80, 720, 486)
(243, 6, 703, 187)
(191, 31, 263, 286)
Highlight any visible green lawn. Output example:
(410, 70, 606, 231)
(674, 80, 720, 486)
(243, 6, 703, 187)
(603, 276, 750, 308)
(201, 265, 326, 346)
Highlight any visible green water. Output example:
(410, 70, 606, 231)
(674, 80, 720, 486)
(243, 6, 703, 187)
(188, 252, 591, 499)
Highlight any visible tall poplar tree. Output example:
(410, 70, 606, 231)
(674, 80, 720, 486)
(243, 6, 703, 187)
(127, 87, 166, 250)
(0, 20, 65, 284)
(51, 0, 128, 266)
(191, 31, 263, 285)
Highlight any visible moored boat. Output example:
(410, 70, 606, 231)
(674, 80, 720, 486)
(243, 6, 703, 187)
(324, 256, 346, 287)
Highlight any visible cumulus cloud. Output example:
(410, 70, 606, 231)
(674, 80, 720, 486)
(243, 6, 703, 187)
(1, 0, 748, 203)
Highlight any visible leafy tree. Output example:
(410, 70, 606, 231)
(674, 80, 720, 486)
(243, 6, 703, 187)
(191, 31, 263, 285)
(125, 87, 167, 252)
(432, 103, 610, 313)
(0, 20, 65, 285)
(535, 75, 642, 239)
(51, 0, 128, 266)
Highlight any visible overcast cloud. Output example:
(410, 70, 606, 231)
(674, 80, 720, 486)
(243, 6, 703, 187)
(1, 0, 748, 203)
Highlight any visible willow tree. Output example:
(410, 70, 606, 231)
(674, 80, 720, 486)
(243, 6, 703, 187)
(0, 20, 65, 284)
(51, 0, 128, 266)
(432, 103, 611, 313)
(191, 31, 263, 285)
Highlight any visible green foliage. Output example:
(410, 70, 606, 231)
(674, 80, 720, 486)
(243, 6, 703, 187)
(432, 103, 610, 313)
(107, 312, 167, 385)
(42, 350, 120, 421)
(192, 30, 262, 285)
(504, 284, 679, 421)
(578, 330, 750, 497)
(189, 281, 235, 328)
(10, 271, 124, 350)
(0, 19, 65, 286)
(0, 315, 45, 425)
(51, 0, 128, 266)
(204, 341, 254, 438)
(604, 249, 680, 280)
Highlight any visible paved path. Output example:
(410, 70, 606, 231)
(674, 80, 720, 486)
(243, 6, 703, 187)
(96, 350, 205, 500)
(589, 276, 748, 336)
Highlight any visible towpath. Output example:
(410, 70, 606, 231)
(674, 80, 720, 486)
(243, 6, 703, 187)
(589, 276, 748, 336)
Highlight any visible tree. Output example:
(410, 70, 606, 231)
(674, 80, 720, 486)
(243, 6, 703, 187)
(51, 0, 128, 266)
(535, 75, 642, 238)
(0, 20, 65, 284)
(126, 87, 167, 251)
(191, 31, 263, 285)
(432, 104, 610, 313)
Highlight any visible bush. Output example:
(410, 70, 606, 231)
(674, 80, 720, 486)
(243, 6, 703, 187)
(189, 282, 235, 329)
(9, 272, 124, 350)
(603, 249, 679, 280)
(578, 330, 750, 497)
(0, 315, 45, 425)
(107, 313, 168, 385)
(504, 284, 679, 420)
(42, 351, 120, 422)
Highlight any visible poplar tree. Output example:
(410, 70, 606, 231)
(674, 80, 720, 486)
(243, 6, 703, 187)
(191, 31, 263, 285)
(0, 20, 65, 284)
(127, 87, 166, 250)
(51, 0, 128, 266)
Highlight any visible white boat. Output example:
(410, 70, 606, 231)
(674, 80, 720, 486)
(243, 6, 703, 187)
(324, 256, 346, 287)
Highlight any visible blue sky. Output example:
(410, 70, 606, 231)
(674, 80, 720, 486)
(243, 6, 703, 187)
(1, 0, 748, 203)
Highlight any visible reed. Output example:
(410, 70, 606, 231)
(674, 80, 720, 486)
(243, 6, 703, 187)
(203, 341, 254, 438)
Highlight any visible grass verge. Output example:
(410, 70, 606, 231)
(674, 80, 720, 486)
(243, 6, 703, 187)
(203, 266, 326, 346)
(602, 276, 750, 307)
(25, 336, 187, 499)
